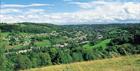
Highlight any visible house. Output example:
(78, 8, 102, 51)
(97, 33, 103, 39)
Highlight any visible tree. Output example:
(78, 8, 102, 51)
(49, 48, 58, 64)
(83, 51, 94, 60)
(8, 32, 19, 45)
(72, 52, 83, 62)
(58, 50, 73, 64)
(15, 54, 32, 70)
(37, 52, 52, 66)
(0, 33, 14, 71)
(0, 43, 7, 71)
(29, 37, 36, 46)
(29, 52, 38, 68)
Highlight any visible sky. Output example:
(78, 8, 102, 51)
(0, 0, 140, 25)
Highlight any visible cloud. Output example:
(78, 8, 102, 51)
(0, 9, 21, 14)
(0, 1, 140, 24)
(69, 1, 108, 9)
(63, 0, 73, 2)
(0, 8, 47, 14)
(69, 1, 124, 9)
(1, 3, 53, 8)
(24, 9, 47, 14)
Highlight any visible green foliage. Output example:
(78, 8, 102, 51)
(58, 50, 73, 64)
(0, 33, 14, 71)
(49, 48, 58, 64)
(0, 23, 57, 33)
(83, 50, 94, 60)
(15, 54, 32, 69)
(37, 52, 52, 66)
(72, 52, 83, 62)
(0, 47, 7, 70)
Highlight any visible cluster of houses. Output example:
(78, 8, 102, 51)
(5, 30, 104, 55)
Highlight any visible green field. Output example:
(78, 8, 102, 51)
(23, 55, 140, 71)
(83, 39, 111, 49)
(34, 40, 51, 47)
(93, 39, 111, 48)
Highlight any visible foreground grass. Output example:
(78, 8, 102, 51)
(23, 55, 140, 71)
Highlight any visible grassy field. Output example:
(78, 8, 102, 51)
(34, 40, 51, 47)
(83, 39, 111, 49)
(93, 39, 111, 48)
(23, 55, 140, 71)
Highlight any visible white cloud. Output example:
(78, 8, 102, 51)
(1, 3, 53, 8)
(69, 1, 109, 9)
(0, 8, 47, 14)
(0, 1, 140, 24)
(0, 9, 21, 14)
(29, 3, 53, 7)
(69, 1, 127, 9)
(24, 9, 47, 14)
(63, 0, 73, 2)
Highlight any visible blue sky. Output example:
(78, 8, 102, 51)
(0, 0, 140, 24)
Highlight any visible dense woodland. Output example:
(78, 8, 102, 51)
(0, 22, 140, 71)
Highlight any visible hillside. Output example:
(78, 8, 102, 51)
(0, 23, 140, 71)
(23, 55, 140, 71)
